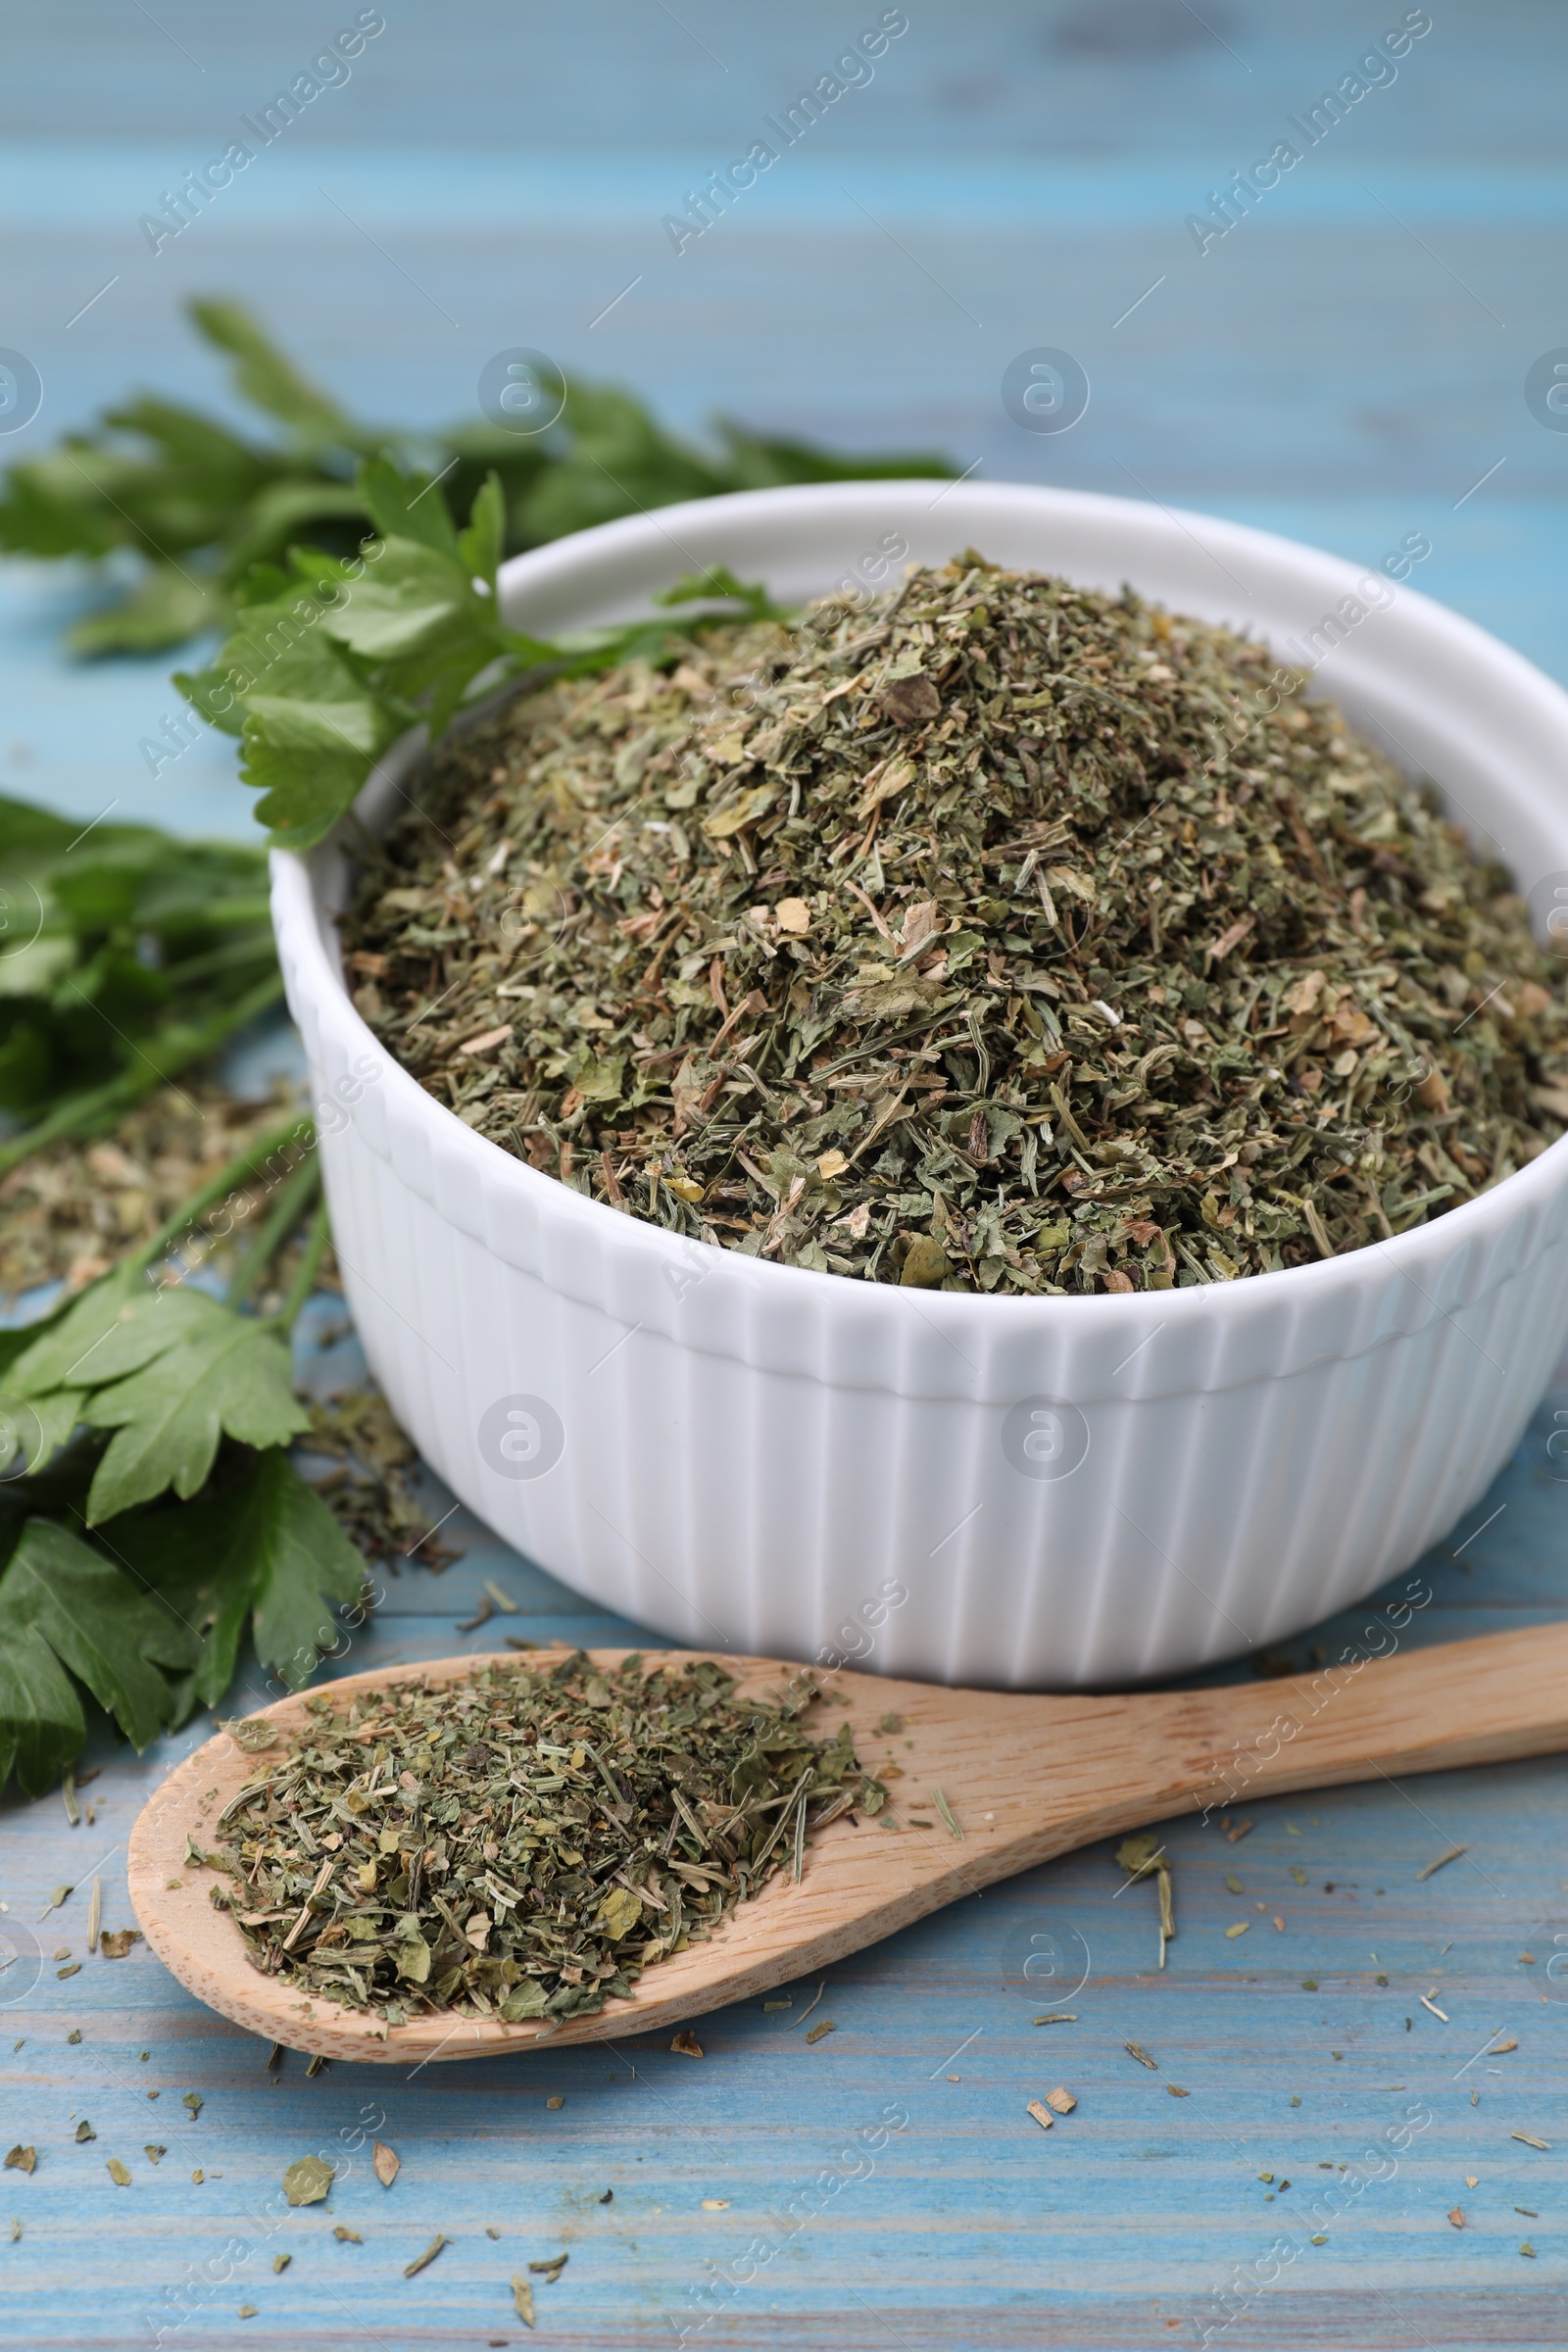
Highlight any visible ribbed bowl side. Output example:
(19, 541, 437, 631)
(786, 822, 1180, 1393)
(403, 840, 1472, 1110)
(289, 1035, 1567, 1686)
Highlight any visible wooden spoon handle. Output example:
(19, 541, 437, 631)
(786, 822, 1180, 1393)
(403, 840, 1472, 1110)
(1164, 1620, 1568, 1821)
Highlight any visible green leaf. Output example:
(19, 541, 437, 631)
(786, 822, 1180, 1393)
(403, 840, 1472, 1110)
(654, 565, 787, 622)
(0, 448, 123, 560)
(594, 1884, 642, 1940)
(188, 298, 350, 444)
(203, 585, 369, 710)
(216, 478, 370, 586)
(456, 470, 505, 587)
(107, 1446, 366, 1708)
(98, 391, 261, 473)
(172, 661, 244, 737)
(0, 966, 286, 1179)
(500, 1978, 548, 2020)
(356, 456, 462, 559)
(3, 295, 953, 667)
(10, 1278, 310, 1521)
(177, 588, 400, 841)
(566, 1049, 625, 1104)
(282, 2154, 336, 2206)
(0, 1519, 192, 1791)
(0, 928, 75, 1006)
(0, 1020, 51, 1111)
(245, 1452, 367, 1689)
(193, 470, 527, 848)
(396, 1932, 432, 1984)
(9, 1264, 147, 1398)
(71, 1287, 310, 1521)
(13, 410, 269, 563)
(238, 693, 392, 849)
(0, 782, 275, 1153)
(318, 535, 482, 664)
(65, 564, 220, 658)
(0, 1388, 87, 1476)
(315, 523, 514, 742)
(102, 1480, 257, 1717)
(0, 795, 79, 858)
(0, 1618, 82, 1798)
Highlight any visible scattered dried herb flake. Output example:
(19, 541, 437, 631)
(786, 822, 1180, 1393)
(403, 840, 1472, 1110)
(282, 2155, 334, 2207)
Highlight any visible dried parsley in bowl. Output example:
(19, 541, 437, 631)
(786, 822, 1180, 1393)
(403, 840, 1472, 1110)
(215, 1654, 879, 2025)
(340, 555, 1568, 1293)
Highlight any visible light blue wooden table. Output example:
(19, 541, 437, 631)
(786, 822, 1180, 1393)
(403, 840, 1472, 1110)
(3, 7, 1568, 2344)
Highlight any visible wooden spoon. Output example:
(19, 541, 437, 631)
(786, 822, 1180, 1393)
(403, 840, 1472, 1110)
(128, 1629, 1568, 2064)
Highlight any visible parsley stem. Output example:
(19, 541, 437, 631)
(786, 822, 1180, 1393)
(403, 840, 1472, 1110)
(147, 933, 277, 988)
(126, 1107, 317, 1275)
(227, 1153, 321, 1312)
(275, 1200, 332, 1336)
(0, 969, 286, 1178)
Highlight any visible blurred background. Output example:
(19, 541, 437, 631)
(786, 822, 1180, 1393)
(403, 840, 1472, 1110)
(2, 0, 1558, 836)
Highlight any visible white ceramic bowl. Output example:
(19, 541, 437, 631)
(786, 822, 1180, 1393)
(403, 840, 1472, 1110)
(271, 482, 1568, 1689)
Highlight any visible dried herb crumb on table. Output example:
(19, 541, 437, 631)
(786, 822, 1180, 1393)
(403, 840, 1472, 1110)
(0, 1079, 314, 1300)
(343, 556, 1567, 1295)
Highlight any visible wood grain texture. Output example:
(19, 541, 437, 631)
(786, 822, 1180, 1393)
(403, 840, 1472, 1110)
(128, 1625, 1568, 2065)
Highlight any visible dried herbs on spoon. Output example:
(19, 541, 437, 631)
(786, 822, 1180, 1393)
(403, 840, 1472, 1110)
(342, 555, 1568, 1294)
(213, 1653, 881, 2025)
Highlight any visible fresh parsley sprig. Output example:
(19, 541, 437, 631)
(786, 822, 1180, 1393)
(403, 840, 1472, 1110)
(0, 1116, 364, 1793)
(174, 459, 794, 851)
(0, 796, 281, 1175)
(0, 297, 949, 659)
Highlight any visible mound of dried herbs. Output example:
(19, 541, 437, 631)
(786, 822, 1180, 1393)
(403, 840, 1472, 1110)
(341, 556, 1568, 1293)
(213, 1653, 880, 2025)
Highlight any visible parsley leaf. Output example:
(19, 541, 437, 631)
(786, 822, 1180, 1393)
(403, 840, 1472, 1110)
(0, 1096, 382, 1790)
(107, 1446, 366, 1707)
(0, 1518, 192, 1794)
(0, 796, 280, 1174)
(16, 1282, 310, 1524)
(176, 463, 798, 851)
(187, 296, 353, 444)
